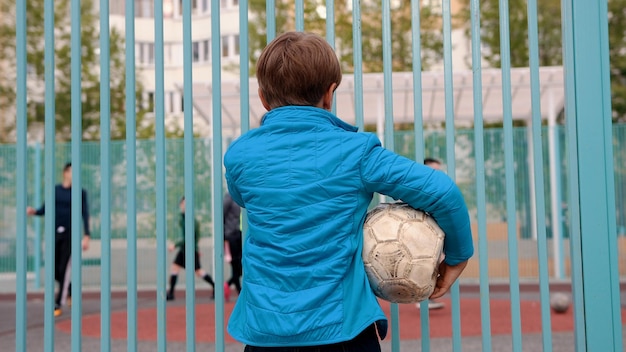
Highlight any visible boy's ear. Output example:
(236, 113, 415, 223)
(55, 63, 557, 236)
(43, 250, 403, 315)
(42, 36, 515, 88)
(322, 83, 338, 111)
(258, 88, 271, 111)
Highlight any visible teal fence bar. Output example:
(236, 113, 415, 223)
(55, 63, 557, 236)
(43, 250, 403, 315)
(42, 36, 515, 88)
(7, 1, 624, 351)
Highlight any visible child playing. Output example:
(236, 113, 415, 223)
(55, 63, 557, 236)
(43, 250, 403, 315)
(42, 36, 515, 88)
(166, 196, 215, 300)
(223, 193, 243, 301)
(224, 31, 474, 351)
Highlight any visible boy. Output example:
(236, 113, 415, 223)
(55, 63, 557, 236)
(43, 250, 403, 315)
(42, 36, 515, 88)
(166, 196, 215, 300)
(224, 31, 474, 351)
(26, 162, 90, 317)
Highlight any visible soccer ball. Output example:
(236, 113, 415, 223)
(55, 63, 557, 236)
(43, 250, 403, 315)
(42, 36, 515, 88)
(362, 202, 445, 304)
(550, 292, 570, 313)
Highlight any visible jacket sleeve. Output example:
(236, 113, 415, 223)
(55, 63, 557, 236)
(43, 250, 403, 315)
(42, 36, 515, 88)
(35, 204, 45, 216)
(82, 189, 90, 236)
(359, 134, 474, 265)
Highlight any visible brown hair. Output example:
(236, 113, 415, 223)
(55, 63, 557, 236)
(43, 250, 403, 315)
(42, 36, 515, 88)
(256, 31, 342, 109)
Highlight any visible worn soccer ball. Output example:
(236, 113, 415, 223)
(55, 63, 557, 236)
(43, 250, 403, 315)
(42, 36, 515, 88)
(550, 292, 570, 313)
(362, 202, 445, 304)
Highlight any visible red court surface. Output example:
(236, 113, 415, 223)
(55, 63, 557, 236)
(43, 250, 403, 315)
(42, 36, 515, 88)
(56, 297, 623, 343)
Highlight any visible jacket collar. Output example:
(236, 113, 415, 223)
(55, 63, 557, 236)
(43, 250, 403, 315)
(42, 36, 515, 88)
(261, 106, 358, 133)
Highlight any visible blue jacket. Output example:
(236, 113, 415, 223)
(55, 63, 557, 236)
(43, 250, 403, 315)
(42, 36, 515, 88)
(224, 106, 473, 346)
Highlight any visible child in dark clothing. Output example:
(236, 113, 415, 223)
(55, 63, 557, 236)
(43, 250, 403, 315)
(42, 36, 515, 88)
(166, 196, 215, 300)
(223, 193, 242, 301)
(26, 162, 90, 317)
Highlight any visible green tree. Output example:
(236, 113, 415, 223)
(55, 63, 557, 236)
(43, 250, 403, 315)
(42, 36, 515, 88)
(247, 1, 444, 75)
(0, 0, 17, 142)
(459, 0, 626, 122)
(608, 0, 626, 122)
(0, 0, 153, 143)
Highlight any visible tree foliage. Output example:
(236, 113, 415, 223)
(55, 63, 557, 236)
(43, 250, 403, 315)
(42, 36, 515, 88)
(0, 0, 152, 143)
(459, 0, 626, 122)
(247, 0, 444, 75)
(608, 0, 626, 121)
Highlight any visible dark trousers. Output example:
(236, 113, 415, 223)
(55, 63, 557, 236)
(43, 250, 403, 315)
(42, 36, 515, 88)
(227, 238, 243, 292)
(243, 324, 381, 352)
(55, 238, 72, 306)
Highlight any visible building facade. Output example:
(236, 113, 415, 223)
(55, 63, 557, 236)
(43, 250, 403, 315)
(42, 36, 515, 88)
(108, 0, 242, 135)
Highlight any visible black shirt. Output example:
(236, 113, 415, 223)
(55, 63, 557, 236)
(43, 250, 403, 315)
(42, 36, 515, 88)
(35, 184, 90, 238)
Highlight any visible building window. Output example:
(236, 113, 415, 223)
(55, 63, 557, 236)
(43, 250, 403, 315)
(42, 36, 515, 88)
(221, 0, 238, 8)
(168, 91, 175, 113)
(146, 92, 155, 112)
(233, 34, 240, 55)
(221, 35, 229, 58)
(136, 43, 155, 65)
(178, 0, 200, 16)
(136, 0, 153, 18)
(147, 43, 154, 64)
(202, 39, 210, 62)
(193, 42, 200, 62)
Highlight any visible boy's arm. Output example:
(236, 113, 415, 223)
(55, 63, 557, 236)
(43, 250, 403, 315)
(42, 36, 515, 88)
(26, 204, 45, 216)
(360, 134, 474, 265)
(81, 189, 90, 250)
(81, 189, 90, 236)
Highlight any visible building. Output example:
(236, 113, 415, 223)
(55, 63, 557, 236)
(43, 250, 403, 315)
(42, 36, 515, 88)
(108, 0, 242, 135)
(105, 0, 474, 138)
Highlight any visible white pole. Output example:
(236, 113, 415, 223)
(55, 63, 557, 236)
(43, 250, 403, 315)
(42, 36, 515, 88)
(527, 126, 538, 240)
(547, 87, 563, 278)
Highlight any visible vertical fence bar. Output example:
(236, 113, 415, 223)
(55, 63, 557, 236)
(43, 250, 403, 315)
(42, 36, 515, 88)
(70, 0, 84, 347)
(34, 143, 42, 290)
(154, 0, 168, 351)
(239, 0, 250, 135)
(497, 1, 523, 351)
(468, 0, 492, 351)
(525, 0, 553, 350)
(15, 0, 28, 348)
(325, 0, 335, 48)
(562, 0, 623, 350)
(440, 0, 464, 350)
(351, 0, 364, 130)
(379, 2, 401, 351)
(295, 0, 304, 32)
(99, 0, 112, 349)
(211, 2, 225, 351)
(559, 1, 585, 348)
(266, 0, 276, 42)
(325, 1, 336, 113)
(413, 0, 432, 349)
(182, 0, 196, 350)
(43, 0, 57, 347)
(412, 0, 424, 163)
(238, 0, 250, 240)
(125, 0, 138, 349)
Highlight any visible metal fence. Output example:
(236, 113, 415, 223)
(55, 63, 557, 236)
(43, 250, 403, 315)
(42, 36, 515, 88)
(3, 124, 626, 279)
(9, 0, 623, 351)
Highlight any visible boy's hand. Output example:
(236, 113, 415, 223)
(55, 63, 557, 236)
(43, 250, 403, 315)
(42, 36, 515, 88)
(168, 243, 175, 252)
(26, 207, 36, 216)
(429, 260, 469, 299)
(82, 235, 90, 251)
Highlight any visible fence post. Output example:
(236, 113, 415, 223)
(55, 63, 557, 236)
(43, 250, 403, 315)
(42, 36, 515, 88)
(34, 143, 42, 289)
(561, 0, 623, 350)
